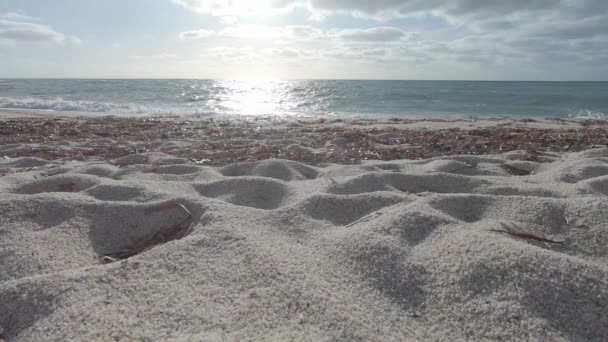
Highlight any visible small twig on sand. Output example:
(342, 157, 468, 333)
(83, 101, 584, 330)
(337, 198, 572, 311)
(346, 211, 383, 227)
(97, 255, 119, 264)
(489, 222, 566, 244)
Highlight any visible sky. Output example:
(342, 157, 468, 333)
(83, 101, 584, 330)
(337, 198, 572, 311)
(0, 0, 607, 80)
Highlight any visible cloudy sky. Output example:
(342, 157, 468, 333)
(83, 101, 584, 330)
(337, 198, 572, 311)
(0, 0, 606, 80)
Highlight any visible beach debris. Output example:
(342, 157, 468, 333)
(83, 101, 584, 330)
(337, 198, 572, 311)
(97, 255, 119, 264)
(190, 158, 211, 165)
(98, 202, 194, 263)
(346, 211, 383, 227)
(55, 182, 77, 192)
(1, 116, 607, 166)
(489, 222, 566, 244)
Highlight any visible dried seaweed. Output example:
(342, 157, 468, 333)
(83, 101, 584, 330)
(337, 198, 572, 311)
(54, 182, 77, 192)
(489, 222, 566, 244)
(1, 116, 607, 166)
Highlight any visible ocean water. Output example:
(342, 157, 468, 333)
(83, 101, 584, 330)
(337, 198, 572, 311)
(0, 79, 606, 119)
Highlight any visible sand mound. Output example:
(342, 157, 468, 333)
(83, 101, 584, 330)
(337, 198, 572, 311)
(195, 177, 293, 210)
(220, 159, 320, 181)
(1, 148, 608, 340)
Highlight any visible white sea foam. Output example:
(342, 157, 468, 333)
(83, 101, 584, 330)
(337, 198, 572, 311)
(0, 96, 150, 114)
(569, 109, 608, 120)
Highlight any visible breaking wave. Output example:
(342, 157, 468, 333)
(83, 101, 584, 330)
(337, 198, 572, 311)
(0, 97, 151, 114)
(568, 109, 608, 120)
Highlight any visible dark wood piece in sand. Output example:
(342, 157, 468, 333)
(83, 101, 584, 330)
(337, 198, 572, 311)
(489, 222, 566, 244)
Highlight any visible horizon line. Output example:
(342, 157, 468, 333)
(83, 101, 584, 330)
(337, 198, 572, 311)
(1, 77, 607, 82)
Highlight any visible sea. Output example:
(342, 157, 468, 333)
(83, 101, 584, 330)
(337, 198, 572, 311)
(0, 79, 606, 119)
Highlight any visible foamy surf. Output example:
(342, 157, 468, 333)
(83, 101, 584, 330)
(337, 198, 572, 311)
(0, 96, 151, 114)
(569, 109, 608, 120)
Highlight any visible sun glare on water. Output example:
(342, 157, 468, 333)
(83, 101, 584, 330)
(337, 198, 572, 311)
(213, 80, 290, 116)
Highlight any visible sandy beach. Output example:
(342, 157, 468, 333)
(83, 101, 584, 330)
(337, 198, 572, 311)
(1, 113, 608, 341)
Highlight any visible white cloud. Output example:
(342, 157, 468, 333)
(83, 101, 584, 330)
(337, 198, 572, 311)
(179, 29, 215, 40)
(285, 25, 323, 39)
(0, 16, 80, 44)
(166, 1, 608, 79)
(171, 0, 296, 16)
(219, 25, 284, 39)
(171, 1, 608, 42)
(220, 16, 239, 25)
(329, 27, 411, 42)
(265, 47, 302, 57)
(172, 0, 606, 20)
(178, 25, 411, 42)
(129, 53, 179, 61)
(0, 12, 39, 21)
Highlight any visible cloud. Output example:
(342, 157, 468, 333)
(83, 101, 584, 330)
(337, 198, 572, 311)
(220, 16, 239, 25)
(266, 47, 301, 57)
(219, 25, 284, 39)
(531, 15, 608, 39)
(172, 1, 608, 44)
(330, 27, 410, 42)
(129, 53, 179, 61)
(172, 0, 608, 38)
(172, 0, 606, 19)
(197, 46, 319, 67)
(313, 0, 608, 24)
(0, 12, 38, 21)
(179, 29, 215, 40)
(171, 0, 296, 16)
(178, 25, 410, 42)
(285, 25, 323, 39)
(0, 15, 80, 44)
(170, 1, 608, 79)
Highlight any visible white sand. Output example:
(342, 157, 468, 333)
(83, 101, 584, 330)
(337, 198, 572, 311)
(1, 146, 608, 341)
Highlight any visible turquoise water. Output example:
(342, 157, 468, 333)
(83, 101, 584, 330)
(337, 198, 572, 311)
(0, 79, 606, 119)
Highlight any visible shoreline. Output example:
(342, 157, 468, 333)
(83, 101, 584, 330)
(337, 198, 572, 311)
(2, 107, 607, 124)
